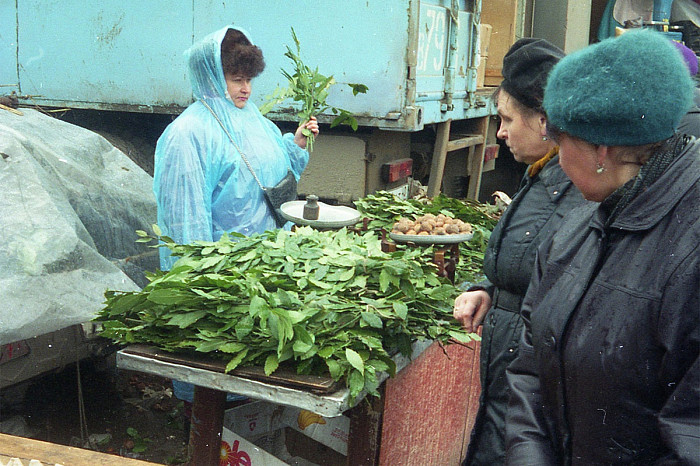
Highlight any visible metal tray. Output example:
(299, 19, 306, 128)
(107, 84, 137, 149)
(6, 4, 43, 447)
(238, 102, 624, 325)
(389, 231, 473, 245)
(280, 200, 361, 228)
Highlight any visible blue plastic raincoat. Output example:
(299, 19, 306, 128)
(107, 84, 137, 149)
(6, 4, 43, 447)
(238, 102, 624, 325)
(153, 25, 309, 270)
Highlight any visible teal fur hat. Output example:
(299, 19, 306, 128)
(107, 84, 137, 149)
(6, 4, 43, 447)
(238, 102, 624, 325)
(543, 28, 694, 146)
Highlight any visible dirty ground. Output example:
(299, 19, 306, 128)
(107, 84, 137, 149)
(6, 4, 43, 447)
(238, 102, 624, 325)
(0, 357, 190, 465)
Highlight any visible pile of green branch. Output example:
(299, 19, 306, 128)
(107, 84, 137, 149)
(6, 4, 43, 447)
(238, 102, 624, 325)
(96, 227, 477, 402)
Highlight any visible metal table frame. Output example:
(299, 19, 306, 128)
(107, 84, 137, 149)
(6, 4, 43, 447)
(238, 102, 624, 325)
(117, 341, 432, 465)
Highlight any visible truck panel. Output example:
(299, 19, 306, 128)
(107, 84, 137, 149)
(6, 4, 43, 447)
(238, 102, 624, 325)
(0, 1, 17, 92)
(4, 0, 491, 130)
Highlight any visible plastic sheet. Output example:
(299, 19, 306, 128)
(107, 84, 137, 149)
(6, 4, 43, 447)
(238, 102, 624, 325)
(0, 109, 158, 344)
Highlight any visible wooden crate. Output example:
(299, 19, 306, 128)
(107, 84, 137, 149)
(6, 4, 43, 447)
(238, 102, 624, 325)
(477, 24, 493, 88)
(481, 0, 522, 86)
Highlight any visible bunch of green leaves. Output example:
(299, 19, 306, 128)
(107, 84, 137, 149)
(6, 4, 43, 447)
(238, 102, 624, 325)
(96, 227, 476, 403)
(259, 28, 368, 152)
(353, 191, 500, 286)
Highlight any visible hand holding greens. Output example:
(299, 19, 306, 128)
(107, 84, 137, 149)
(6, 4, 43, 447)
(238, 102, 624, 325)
(259, 28, 368, 152)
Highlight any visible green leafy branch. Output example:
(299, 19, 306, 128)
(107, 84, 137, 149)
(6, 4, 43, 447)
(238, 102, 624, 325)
(259, 28, 368, 152)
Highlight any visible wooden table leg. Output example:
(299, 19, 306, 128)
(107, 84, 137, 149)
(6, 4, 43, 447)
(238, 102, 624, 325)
(427, 119, 452, 198)
(347, 386, 386, 466)
(188, 385, 227, 466)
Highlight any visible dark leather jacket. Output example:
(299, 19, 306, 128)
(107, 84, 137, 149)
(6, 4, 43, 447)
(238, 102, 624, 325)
(506, 139, 700, 465)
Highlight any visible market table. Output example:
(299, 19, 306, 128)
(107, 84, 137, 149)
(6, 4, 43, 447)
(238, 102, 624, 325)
(117, 338, 480, 465)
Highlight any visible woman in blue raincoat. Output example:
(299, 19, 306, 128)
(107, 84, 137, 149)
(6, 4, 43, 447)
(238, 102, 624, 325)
(153, 26, 318, 403)
(154, 25, 318, 270)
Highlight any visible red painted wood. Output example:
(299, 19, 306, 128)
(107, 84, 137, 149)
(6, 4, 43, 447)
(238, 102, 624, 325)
(378, 339, 482, 465)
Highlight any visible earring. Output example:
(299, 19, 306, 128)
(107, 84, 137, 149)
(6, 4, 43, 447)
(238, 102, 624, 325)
(542, 136, 548, 141)
(596, 163, 606, 174)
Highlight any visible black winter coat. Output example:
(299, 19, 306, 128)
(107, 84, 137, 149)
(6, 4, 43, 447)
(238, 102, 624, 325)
(483, 154, 587, 299)
(506, 140, 700, 465)
(465, 155, 588, 466)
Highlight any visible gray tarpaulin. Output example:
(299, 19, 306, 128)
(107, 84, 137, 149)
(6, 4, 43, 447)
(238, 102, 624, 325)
(0, 108, 158, 344)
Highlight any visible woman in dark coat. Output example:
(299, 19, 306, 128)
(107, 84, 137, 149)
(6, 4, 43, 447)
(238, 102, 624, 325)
(453, 38, 589, 465)
(506, 28, 700, 465)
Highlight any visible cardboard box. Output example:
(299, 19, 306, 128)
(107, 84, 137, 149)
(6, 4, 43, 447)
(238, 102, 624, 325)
(281, 407, 350, 456)
(481, 0, 520, 86)
(477, 24, 493, 88)
(224, 401, 285, 440)
(221, 426, 288, 466)
(223, 401, 348, 464)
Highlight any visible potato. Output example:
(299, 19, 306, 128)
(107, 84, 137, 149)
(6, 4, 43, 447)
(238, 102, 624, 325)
(445, 224, 460, 234)
(396, 222, 410, 233)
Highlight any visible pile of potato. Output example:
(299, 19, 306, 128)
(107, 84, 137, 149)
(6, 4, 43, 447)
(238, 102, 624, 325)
(391, 213, 472, 236)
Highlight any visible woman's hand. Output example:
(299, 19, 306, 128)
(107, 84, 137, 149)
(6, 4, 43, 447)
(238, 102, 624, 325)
(453, 290, 492, 333)
(294, 116, 319, 149)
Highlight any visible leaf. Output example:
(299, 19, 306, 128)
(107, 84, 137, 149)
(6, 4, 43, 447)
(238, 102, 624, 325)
(224, 349, 249, 373)
(361, 312, 383, 329)
(367, 359, 390, 373)
(264, 354, 279, 375)
(249, 295, 267, 316)
(448, 330, 477, 344)
(348, 369, 365, 399)
(152, 224, 162, 236)
(166, 310, 206, 328)
(379, 269, 391, 292)
(392, 301, 409, 320)
(349, 83, 369, 95)
(147, 289, 194, 306)
(292, 325, 315, 354)
(194, 339, 224, 353)
(235, 315, 254, 339)
(326, 359, 343, 380)
(219, 342, 247, 353)
(103, 293, 145, 315)
(345, 348, 364, 375)
(429, 284, 456, 301)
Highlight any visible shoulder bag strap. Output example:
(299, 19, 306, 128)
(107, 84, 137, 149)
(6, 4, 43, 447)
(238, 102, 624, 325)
(200, 99, 265, 191)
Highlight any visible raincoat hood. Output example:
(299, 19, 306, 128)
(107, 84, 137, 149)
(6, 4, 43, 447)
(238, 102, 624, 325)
(186, 25, 255, 100)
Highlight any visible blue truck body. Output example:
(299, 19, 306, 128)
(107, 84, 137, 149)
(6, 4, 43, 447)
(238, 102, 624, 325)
(1, 0, 493, 130)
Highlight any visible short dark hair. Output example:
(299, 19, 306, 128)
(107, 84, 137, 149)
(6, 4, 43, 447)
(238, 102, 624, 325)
(221, 29, 265, 78)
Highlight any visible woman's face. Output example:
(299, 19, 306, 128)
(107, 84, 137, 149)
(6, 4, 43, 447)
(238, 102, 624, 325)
(495, 91, 550, 165)
(225, 75, 252, 108)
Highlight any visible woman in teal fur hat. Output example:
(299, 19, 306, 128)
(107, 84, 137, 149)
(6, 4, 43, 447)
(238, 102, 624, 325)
(453, 37, 589, 466)
(505, 28, 699, 465)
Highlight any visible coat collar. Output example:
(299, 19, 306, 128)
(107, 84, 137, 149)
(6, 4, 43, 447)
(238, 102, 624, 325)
(594, 138, 700, 231)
